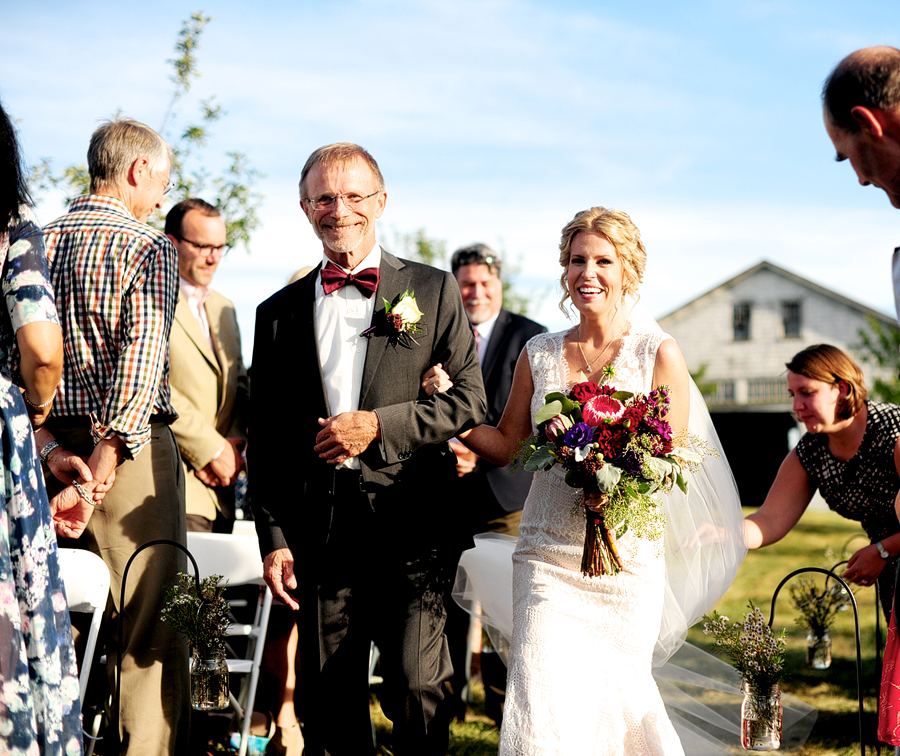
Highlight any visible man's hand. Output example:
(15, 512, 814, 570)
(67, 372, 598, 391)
(45, 445, 93, 487)
(91, 469, 116, 504)
(51, 481, 97, 539)
(315, 411, 380, 465)
(450, 439, 478, 477)
(195, 439, 246, 488)
(209, 438, 245, 487)
(264, 548, 299, 610)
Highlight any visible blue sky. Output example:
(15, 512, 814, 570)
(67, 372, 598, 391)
(3, 1, 900, 360)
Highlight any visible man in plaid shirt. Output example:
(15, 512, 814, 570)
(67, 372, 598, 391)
(37, 118, 189, 755)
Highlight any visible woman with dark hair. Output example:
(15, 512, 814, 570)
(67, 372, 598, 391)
(0, 100, 83, 754)
(743, 343, 900, 618)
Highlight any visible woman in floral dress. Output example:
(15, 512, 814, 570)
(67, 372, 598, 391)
(0, 101, 82, 755)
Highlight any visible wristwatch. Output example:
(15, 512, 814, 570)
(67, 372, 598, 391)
(875, 540, 890, 560)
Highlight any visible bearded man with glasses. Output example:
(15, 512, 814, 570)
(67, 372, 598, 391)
(251, 142, 486, 756)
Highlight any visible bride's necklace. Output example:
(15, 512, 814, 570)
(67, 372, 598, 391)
(576, 323, 628, 375)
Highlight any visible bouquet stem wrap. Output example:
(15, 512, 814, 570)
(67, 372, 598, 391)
(582, 495, 624, 577)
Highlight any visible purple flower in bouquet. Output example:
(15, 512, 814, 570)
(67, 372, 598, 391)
(642, 416, 674, 455)
(649, 386, 670, 406)
(563, 422, 594, 449)
(614, 450, 643, 474)
(643, 415, 673, 440)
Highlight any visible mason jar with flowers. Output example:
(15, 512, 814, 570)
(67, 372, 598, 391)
(703, 603, 787, 750)
(160, 572, 231, 710)
(789, 575, 851, 669)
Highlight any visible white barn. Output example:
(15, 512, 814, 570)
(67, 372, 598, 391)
(659, 260, 898, 504)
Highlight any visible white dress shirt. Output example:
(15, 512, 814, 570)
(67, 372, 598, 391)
(179, 276, 216, 354)
(315, 244, 382, 470)
(473, 311, 500, 365)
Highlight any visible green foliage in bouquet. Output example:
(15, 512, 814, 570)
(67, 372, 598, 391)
(702, 602, 787, 690)
(788, 576, 852, 636)
(160, 572, 230, 654)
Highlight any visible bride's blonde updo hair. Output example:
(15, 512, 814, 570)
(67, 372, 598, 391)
(557, 207, 647, 315)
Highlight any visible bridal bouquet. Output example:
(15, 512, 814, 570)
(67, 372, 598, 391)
(518, 381, 713, 578)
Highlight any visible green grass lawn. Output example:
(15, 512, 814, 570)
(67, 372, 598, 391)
(369, 507, 891, 755)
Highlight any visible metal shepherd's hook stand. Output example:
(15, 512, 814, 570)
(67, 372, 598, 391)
(832, 559, 884, 692)
(769, 566, 866, 756)
(112, 539, 200, 753)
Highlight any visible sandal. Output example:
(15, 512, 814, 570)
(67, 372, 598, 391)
(248, 710, 276, 739)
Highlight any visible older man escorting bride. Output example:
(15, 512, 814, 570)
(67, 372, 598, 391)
(426, 206, 749, 755)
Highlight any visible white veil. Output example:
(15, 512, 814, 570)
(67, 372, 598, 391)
(453, 299, 817, 753)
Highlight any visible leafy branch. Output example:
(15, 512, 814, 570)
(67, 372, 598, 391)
(856, 315, 900, 404)
(31, 12, 263, 251)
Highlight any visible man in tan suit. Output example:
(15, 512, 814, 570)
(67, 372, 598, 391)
(165, 198, 249, 532)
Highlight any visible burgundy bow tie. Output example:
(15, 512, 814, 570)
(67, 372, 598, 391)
(320, 261, 380, 298)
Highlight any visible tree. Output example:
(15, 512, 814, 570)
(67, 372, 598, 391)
(856, 315, 900, 403)
(690, 363, 718, 399)
(32, 13, 262, 250)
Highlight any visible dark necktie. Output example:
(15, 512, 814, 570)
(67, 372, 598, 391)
(320, 261, 380, 298)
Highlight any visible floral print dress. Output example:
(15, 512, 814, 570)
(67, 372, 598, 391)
(0, 206, 81, 755)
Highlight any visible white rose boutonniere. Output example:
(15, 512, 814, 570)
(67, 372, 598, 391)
(391, 292, 423, 327)
(361, 289, 423, 346)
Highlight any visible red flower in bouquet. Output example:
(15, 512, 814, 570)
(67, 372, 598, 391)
(571, 381, 603, 402)
(582, 395, 625, 426)
(621, 401, 648, 430)
(595, 424, 628, 458)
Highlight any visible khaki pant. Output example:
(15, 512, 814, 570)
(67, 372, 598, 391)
(52, 420, 190, 755)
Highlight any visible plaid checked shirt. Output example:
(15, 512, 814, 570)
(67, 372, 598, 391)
(43, 194, 178, 458)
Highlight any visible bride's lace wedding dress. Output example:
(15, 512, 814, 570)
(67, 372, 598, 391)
(501, 327, 683, 756)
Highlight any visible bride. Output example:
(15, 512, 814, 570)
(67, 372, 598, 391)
(425, 206, 749, 755)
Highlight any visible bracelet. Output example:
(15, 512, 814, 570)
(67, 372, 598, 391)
(39, 440, 60, 464)
(72, 481, 97, 508)
(24, 390, 55, 410)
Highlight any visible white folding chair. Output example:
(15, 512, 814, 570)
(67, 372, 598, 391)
(57, 548, 111, 706)
(186, 531, 273, 756)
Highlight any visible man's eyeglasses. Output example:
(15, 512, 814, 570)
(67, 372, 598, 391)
(176, 235, 230, 256)
(303, 190, 381, 211)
